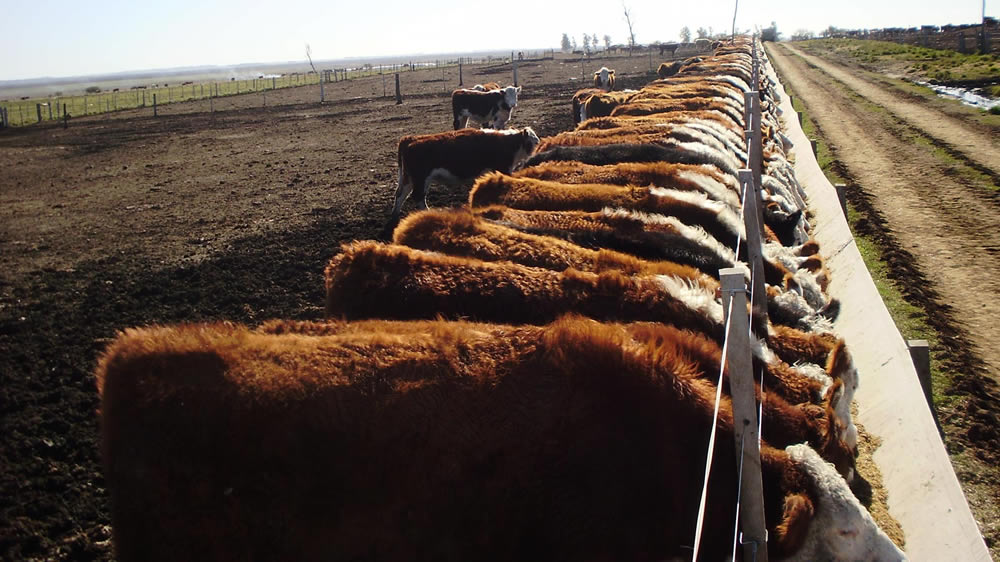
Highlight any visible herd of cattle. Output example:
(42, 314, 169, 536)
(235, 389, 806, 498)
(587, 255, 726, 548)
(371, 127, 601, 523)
(95, 38, 907, 560)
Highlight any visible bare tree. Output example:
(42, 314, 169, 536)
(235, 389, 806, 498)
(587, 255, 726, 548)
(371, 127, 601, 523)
(604, 34, 612, 50)
(623, 2, 636, 56)
(305, 43, 317, 74)
(679, 26, 691, 43)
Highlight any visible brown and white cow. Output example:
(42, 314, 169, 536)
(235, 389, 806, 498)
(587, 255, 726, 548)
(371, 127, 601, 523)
(451, 85, 521, 129)
(389, 127, 539, 220)
(592, 66, 615, 91)
(471, 81, 501, 92)
(96, 316, 902, 561)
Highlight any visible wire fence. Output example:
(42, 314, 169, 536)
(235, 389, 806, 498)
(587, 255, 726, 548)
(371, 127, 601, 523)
(0, 50, 556, 128)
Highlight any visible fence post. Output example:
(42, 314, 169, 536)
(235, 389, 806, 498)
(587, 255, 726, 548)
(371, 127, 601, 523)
(48, 103, 53, 121)
(834, 183, 848, 218)
(738, 169, 768, 322)
(153, 94, 157, 117)
(513, 58, 519, 87)
(395, 73, 402, 104)
(320, 73, 325, 102)
(459, 61, 463, 86)
(63, 104, 68, 129)
(719, 268, 770, 562)
(36, 103, 42, 123)
(907, 340, 933, 410)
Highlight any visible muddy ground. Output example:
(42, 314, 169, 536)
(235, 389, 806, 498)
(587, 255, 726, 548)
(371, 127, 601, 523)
(0, 52, 664, 560)
(768, 42, 1000, 557)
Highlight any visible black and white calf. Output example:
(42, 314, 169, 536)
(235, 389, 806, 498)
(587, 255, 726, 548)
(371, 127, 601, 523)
(451, 85, 521, 129)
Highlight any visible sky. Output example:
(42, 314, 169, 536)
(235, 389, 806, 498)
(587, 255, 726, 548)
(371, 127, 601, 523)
(3, 0, 997, 81)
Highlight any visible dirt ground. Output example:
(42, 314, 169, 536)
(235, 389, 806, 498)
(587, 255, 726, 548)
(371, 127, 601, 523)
(767, 42, 1000, 557)
(0, 52, 664, 560)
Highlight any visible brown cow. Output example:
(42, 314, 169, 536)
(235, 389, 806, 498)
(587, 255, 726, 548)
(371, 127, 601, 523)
(389, 127, 539, 220)
(95, 316, 901, 560)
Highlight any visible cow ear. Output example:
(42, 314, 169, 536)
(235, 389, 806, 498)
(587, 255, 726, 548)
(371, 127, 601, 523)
(516, 86, 522, 93)
(774, 492, 814, 555)
(826, 339, 851, 378)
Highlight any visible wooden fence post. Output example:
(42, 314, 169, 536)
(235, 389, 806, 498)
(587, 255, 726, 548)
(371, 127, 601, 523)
(738, 169, 768, 322)
(459, 61, 463, 86)
(395, 73, 402, 104)
(36, 103, 42, 123)
(63, 104, 68, 129)
(834, 183, 848, 218)
(907, 340, 933, 410)
(719, 268, 769, 562)
(513, 58, 519, 87)
(320, 73, 325, 103)
(153, 94, 157, 117)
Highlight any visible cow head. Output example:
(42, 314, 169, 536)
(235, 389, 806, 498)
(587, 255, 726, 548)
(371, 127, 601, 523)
(593, 67, 615, 91)
(513, 128, 540, 170)
(781, 444, 905, 561)
(501, 86, 520, 111)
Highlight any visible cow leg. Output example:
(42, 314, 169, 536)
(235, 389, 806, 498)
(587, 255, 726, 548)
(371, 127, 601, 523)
(390, 169, 413, 218)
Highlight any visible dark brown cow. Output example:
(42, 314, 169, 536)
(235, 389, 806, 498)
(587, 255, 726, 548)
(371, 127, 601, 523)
(389, 127, 539, 220)
(96, 316, 902, 561)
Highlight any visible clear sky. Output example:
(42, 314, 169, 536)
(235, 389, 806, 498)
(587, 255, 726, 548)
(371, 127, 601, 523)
(3, 0, 996, 81)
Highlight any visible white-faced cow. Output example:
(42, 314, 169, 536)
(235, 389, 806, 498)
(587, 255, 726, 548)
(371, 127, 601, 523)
(593, 67, 615, 91)
(389, 127, 540, 220)
(452, 85, 521, 130)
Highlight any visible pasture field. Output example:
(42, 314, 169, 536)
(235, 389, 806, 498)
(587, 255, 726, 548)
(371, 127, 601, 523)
(0, 51, 661, 559)
(795, 38, 1000, 87)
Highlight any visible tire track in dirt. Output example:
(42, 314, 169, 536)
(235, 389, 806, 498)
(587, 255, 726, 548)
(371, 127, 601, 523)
(781, 43, 1000, 181)
(768, 43, 1000, 554)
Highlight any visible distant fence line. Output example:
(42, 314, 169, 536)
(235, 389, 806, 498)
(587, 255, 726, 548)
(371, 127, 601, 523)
(0, 50, 555, 129)
(834, 17, 998, 55)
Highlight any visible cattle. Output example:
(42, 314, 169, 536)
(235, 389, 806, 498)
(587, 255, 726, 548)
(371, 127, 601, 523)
(513, 160, 741, 210)
(388, 127, 539, 220)
(593, 66, 615, 91)
(571, 88, 604, 124)
(392, 208, 717, 291)
(578, 90, 635, 121)
(471, 206, 835, 332)
(694, 37, 712, 51)
(96, 316, 902, 560)
(658, 42, 680, 57)
(471, 81, 501, 91)
(468, 172, 743, 248)
(611, 97, 745, 126)
(451, 85, 521, 129)
(519, 142, 738, 176)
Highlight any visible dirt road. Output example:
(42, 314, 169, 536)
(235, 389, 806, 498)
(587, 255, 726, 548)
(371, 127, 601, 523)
(767, 42, 1000, 555)
(781, 43, 1000, 176)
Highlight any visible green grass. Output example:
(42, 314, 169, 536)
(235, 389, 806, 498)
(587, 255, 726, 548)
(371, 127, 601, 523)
(787, 88, 955, 407)
(797, 38, 1000, 85)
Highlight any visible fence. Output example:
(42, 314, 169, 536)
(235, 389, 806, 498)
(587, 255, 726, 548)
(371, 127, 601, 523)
(690, 37, 771, 562)
(0, 50, 555, 128)
(839, 18, 998, 55)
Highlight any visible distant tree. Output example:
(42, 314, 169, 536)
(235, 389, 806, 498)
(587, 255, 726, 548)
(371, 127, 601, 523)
(790, 28, 815, 41)
(85, 86, 101, 94)
(623, 2, 636, 56)
(680, 26, 691, 43)
(561, 33, 572, 52)
(604, 34, 612, 49)
(820, 25, 839, 38)
(305, 43, 317, 74)
(583, 34, 592, 54)
(572, 36, 578, 51)
(696, 27, 708, 39)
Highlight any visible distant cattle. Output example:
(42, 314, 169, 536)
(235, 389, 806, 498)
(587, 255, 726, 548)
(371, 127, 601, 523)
(451, 85, 521, 129)
(658, 42, 680, 57)
(593, 67, 615, 91)
(389, 127, 539, 220)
